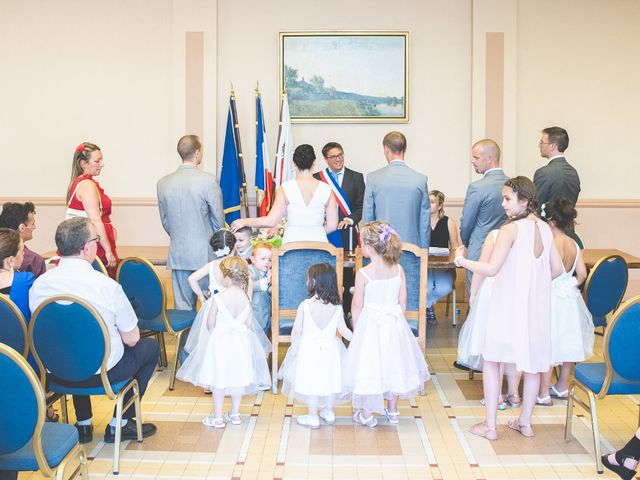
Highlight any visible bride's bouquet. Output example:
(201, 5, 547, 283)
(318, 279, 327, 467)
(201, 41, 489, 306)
(252, 219, 286, 248)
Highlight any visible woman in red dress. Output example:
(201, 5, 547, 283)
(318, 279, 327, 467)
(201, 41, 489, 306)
(66, 142, 120, 277)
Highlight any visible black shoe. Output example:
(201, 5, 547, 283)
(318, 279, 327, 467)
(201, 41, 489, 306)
(427, 307, 437, 325)
(104, 421, 157, 443)
(75, 423, 93, 444)
(602, 452, 638, 480)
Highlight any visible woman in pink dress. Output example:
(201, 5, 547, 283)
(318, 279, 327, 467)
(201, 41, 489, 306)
(454, 176, 562, 440)
(66, 142, 119, 277)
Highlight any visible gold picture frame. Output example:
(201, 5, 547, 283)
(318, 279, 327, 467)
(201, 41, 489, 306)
(279, 31, 410, 123)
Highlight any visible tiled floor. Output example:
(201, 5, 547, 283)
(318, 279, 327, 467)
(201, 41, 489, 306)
(20, 279, 640, 479)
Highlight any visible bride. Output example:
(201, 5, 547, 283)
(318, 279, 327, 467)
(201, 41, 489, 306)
(231, 144, 338, 243)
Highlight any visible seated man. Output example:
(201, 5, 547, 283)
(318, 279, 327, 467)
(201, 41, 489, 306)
(29, 217, 159, 444)
(0, 201, 46, 277)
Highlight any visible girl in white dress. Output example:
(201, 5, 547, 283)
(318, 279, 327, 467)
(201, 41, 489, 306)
(177, 257, 271, 428)
(230, 144, 338, 243)
(537, 198, 593, 405)
(278, 263, 353, 429)
(343, 221, 430, 428)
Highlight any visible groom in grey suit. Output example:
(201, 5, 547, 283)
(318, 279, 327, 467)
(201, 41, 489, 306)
(363, 131, 430, 248)
(157, 135, 224, 310)
(460, 139, 509, 290)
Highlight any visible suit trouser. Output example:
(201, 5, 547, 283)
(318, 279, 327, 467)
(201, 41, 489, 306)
(50, 338, 160, 422)
(172, 269, 196, 311)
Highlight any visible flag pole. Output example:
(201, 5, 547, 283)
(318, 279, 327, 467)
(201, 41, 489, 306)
(230, 88, 250, 218)
(255, 82, 261, 217)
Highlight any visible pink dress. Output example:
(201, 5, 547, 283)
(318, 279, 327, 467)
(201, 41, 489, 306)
(482, 218, 553, 373)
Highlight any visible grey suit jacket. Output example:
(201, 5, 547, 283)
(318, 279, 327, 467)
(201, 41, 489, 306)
(157, 164, 224, 270)
(533, 157, 581, 210)
(363, 161, 430, 248)
(460, 168, 509, 262)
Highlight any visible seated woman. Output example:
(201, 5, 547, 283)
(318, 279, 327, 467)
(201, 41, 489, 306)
(0, 228, 34, 321)
(426, 190, 460, 324)
(231, 144, 338, 243)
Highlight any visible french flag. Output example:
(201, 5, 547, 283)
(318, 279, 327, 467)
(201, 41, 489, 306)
(255, 90, 274, 216)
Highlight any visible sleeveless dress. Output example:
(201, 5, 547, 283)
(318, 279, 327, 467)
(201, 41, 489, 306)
(427, 216, 456, 307)
(281, 179, 331, 244)
(550, 241, 594, 364)
(277, 299, 347, 406)
(456, 230, 498, 371)
(483, 219, 554, 374)
(66, 174, 119, 277)
(183, 260, 271, 358)
(342, 267, 430, 413)
(177, 294, 271, 394)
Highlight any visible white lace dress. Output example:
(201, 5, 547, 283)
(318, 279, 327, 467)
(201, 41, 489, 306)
(281, 180, 331, 244)
(278, 299, 347, 406)
(177, 294, 271, 394)
(550, 241, 594, 364)
(342, 267, 430, 413)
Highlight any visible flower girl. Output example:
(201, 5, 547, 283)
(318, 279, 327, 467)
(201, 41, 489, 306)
(278, 263, 353, 429)
(177, 256, 271, 428)
(343, 221, 430, 427)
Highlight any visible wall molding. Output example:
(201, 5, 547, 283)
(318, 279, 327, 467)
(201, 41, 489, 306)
(2, 197, 640, 209)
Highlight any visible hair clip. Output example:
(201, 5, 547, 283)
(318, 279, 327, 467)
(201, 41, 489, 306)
(214, 246, 230, 257)
(75, 144, 85, 154)
(378, 224, 397, 244)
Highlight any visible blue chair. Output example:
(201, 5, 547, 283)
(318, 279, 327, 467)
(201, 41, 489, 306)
(116, 256, 196, 390)
(30, 295, 143, 475)
(0, 343, 89, 479)
(564, 294, 640, 474)
(355, 242, 428, 354)
(0, 294, 28, 357)
(583, 254, 628, 333)
(91, 257, 108, 275)
(271, 241, 343, 393)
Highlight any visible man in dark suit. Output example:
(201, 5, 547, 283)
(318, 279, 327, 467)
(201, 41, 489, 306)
(534, 126, 581, 212)
(313, 142, 365, 251)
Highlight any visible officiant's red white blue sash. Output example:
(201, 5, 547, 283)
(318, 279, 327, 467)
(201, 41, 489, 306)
(318, 168, 359, 249)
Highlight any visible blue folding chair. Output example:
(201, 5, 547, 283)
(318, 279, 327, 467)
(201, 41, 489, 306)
(91, 257, 108, 275)
(565, 295, 640, 474)
(0, 343, 89, 479)
(583, 254, 628, 333)
(354, 242, 428, 353)
(30, 295, 143, 475)
(116, 256, 196, 390)
(271, 241, 343, 393)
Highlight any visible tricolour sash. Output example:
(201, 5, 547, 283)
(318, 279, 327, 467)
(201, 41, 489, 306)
(318, 168, 359, 249)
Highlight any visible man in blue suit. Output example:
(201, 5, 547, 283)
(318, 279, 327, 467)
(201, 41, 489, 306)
(460, 139, 509, 291)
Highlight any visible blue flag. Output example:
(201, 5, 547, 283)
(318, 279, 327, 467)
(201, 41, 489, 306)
(220, 97, 241, 225)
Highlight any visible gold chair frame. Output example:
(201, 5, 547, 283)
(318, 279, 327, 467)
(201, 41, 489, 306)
(271, 241, 343, 393)
(30, 295, 143, 475)
(0, 343, 89, 479)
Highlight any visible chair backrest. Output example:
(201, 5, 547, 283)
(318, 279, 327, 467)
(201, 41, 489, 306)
(584, 255, 628, 326)
(116, 256, 165, 321)
(0, 294, 29, 357)
(30, 295, 112, 389)
(0, 344, 45, 456)
(272, 242, 343, 333)
(92, 257, 108, 275)
(354, 242, 428, 352)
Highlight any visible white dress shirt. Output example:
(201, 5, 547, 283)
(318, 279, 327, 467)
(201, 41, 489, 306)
(30, 257, 138, 372)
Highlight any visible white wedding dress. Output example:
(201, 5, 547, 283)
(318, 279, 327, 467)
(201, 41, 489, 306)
(281, 179, 331, 244)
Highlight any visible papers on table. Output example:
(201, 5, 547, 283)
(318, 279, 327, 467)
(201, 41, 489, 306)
(428, 247, 450, 256)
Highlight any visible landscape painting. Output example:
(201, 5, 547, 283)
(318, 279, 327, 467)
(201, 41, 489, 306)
(280, 32, 409, 123)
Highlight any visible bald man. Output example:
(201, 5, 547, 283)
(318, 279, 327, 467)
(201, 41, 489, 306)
(459, 139, 509, 290)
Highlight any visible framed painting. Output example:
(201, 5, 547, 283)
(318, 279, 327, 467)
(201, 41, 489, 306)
(279, 31, 409, 123)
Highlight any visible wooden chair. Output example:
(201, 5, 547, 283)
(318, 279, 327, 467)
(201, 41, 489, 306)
(271, 241, 343, 393)
(354, 242, 428, 354)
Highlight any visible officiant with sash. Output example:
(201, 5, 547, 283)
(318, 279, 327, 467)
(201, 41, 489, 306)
(314, 142, 365, 252)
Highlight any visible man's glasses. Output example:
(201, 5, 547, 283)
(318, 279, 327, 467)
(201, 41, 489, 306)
(327, 153, 344, 161)
(87, 235, 101, 244)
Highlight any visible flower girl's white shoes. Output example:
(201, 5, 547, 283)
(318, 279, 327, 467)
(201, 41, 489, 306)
(297, 414, 320, 429)
(319, 408, 336, 425)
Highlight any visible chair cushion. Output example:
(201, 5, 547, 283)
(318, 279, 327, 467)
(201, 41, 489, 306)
(574, 362, 640, 395)
(48, 378, 132, 396)
(279, 319, 295, 336)
(592, 315, 607, 328)
(138, 310, 195, 333)
(0, 422, 78, 470)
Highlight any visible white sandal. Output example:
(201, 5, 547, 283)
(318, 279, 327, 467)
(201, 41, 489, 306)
(352, 410, 378, 428)
(535, 395, 554, 407)
(202, 415, 225, 428)
(384, 409, 400, 425)
(550, 385, 569, 399)
(224, 412, 242, 425)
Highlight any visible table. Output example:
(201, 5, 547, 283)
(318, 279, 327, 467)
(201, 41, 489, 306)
(582, 249, 640, 269)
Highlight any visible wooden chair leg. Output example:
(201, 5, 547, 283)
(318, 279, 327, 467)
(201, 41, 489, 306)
(272, 340, 278, 394)
(169, 330, 184, 390)
(564, 382, 575, 441)
(587, 390, 603, 474)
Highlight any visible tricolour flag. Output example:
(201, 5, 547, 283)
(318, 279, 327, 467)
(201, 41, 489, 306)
(255, 90, 274, 216)
(220, 95, 242, 225)
(273, 92, 295, 187)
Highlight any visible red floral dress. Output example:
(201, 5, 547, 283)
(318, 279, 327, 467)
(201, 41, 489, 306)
(66, 174, 120, 277)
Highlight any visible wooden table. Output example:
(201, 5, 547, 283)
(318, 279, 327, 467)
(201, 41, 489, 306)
(582, 249, 640, 269)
